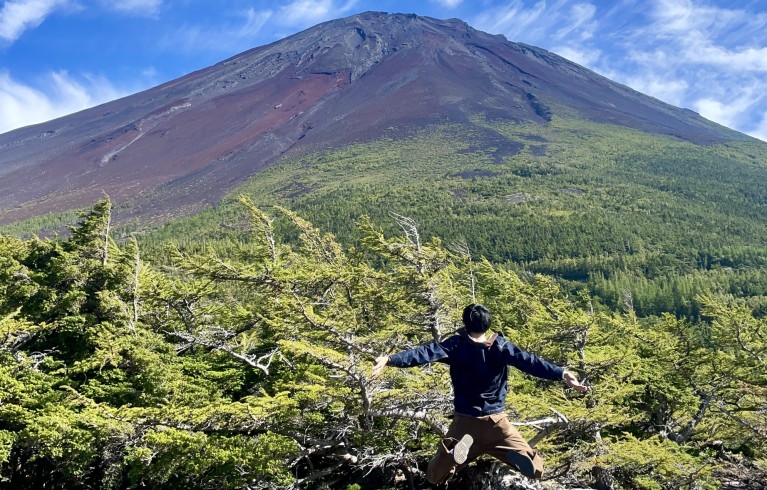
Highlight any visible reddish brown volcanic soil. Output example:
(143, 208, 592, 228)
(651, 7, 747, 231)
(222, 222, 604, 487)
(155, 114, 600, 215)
(0, 12, 746, 226)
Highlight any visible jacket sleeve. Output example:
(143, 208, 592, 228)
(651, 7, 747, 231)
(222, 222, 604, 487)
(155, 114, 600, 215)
(499, 338, 565, 381)
(387, 337, 458, 368)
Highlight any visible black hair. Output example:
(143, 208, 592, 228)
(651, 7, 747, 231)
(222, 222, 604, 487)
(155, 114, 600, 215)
(462, 304, 492, 333)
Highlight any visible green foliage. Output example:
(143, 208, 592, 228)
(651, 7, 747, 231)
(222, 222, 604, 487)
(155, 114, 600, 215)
(133, 118, 767, 320)
(124, 428, 297, 488)
(0, 197, 765, 488)
(0, 209, 83, 238)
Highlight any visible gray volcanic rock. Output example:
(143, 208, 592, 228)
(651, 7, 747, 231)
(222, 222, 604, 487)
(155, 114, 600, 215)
(0, 11, 747, 225)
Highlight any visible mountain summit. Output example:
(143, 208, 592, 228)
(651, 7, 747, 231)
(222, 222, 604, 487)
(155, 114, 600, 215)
(0, 11, 747, 225)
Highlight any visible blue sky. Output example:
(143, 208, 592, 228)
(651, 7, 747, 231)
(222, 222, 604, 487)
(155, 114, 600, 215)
(1, 0, 766, 141)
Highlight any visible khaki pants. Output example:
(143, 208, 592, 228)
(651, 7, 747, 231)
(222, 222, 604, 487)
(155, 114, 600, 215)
(426, 412, 544, 485)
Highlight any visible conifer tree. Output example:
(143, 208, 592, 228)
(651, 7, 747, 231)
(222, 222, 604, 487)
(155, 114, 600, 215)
(0, 197, 765, 488)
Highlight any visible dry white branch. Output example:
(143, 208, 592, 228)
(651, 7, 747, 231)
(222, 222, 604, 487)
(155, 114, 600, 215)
(511, 408, 570, 447)
(390, 212, 421, 253)
(163, 329, 281, 374)
(368, 407, 448, 436)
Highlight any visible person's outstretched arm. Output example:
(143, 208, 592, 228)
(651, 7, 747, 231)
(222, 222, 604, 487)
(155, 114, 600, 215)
(500, 338, 588, 391)
(371, 337, 459, 378)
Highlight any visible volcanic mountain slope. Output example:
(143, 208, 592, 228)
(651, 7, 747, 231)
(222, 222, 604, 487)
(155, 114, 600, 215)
(0, 11, 749, 225)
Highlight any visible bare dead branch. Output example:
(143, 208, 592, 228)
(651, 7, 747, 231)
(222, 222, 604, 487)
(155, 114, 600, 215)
(390, 212, 421, 253)
(368, 407, 448, 436)
(512, 408, 570, 447)
(163, 329, 281, 375)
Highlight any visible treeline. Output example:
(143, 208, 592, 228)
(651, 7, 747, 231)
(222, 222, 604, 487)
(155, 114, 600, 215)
(7, 119, 767, 322)
(0, 197, 765, 489)
(589, 268, 767, 318)
(129, 119, 767, 320)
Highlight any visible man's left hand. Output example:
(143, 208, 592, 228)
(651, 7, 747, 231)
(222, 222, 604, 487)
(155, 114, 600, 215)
(563, 370, 588, 392)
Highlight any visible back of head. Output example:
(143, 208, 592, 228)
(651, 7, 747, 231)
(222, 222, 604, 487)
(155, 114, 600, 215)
(462, 304, 492, 333)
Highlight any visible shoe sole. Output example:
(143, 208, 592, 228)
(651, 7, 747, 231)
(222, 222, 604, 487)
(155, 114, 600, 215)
(452, 434, 473, 465)
(507, 450, 535, 478)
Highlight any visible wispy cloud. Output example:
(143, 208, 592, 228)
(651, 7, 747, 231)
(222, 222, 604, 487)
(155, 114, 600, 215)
(239, 8, 273, 36)
(103, 0, 163, 18)
(0, 0, 67, 43)
(552, 45, 602, 68)
(750, 112, 767, 142)
(430, 0, 462, 8)
(0, 70, 132, 134)
(624, 74, 689, 108)
(692, 81, 767, 136)
(163, 1, 361, 56)
(554, 2, 597, 41)
(646, 0, 767, 71)
(472, 0, 597, 46)
(276, 0, 359, 27)
(159, 8, 274, 55)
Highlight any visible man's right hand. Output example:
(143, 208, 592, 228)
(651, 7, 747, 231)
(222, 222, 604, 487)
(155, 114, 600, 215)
(372, 355, 389, 378)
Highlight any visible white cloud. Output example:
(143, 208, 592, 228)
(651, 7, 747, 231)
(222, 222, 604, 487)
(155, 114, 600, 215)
(277, 0, 359, 27)
(748, 112, 767, 142)
(693, 84, 766, 131)
(554, 3, 597, 41)
(617, 72, 689, 107)
(239, 8, 272, 36)
(160, 9, 274, 55)
(0, 70, 131, 134)
(471, 0, 551, 41)
(694, 98, 735, 129)
(165, 0, 358, 55)
(647, 0, 767, 71)
(0, 0, 67, 43)
(430, 0, 462, 8)
(595, 0, 767, 136)
(681, 41, 767, 71)
(141, 66, 158, 79)
(105, 0, 162, 17)
(471, 0, 598, 46)
(0, 72, 49, 132)
(552, 45, 601, 67)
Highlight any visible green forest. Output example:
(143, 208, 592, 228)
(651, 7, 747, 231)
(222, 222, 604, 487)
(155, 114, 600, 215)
(130, 118, 767, 321)
(0, 193, 765, 489)
(2, 116, 767, 488)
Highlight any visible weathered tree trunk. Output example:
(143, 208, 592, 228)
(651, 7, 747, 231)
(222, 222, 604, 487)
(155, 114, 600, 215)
(591, 466, 615, 490)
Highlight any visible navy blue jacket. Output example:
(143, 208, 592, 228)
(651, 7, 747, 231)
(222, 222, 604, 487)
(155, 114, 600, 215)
(387, 330, 565, 416)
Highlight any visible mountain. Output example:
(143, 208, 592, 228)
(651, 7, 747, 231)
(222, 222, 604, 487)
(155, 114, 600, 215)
(0, 11, 750, 227)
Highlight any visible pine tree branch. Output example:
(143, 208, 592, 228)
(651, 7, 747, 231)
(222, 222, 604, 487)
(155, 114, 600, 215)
(290, 290, 377, 357)
(715, 400, 767, 440)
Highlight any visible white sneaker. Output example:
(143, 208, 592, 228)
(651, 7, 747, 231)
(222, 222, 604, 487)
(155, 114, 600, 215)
(452, 434, 473, 465)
